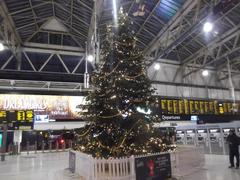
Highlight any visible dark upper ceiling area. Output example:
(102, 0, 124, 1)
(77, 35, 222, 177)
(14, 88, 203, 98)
(0, 0, 240, 93)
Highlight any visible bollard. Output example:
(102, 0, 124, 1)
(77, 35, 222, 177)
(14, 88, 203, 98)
(62, 142, 66, 151)
(69, 140, 73, 149)
(56, 141, 59, 152)
(42, 140, 45, 153)
(34, 141, 37, 154)
(27, 141, 30, 155)
(49, 141, 52, 152)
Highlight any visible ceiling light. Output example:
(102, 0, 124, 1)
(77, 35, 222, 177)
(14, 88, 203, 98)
(202, 70, 209, 77)
(87, 55, 94, 62)
(154, 63, 160, 70)
(0, 43, 4, 51)
(203, 22, 213, 33)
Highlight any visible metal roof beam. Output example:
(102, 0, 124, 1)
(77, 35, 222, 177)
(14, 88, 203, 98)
(23, 42, 85, 56)
(143, 0, 198, 58)
(0, 1, 22, 53)
(87, 0, 104, 55)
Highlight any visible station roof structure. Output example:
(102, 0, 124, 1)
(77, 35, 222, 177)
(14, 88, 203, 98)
(0, 0, 240, 95)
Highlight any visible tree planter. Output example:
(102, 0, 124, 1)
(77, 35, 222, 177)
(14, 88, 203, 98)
(69, 146, 204, 180)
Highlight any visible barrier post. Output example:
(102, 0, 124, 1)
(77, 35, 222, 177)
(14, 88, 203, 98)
(42, 140, 45, 153)
(27, 141, 30, 155)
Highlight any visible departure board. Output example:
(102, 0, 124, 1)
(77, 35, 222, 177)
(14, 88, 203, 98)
(160, 99, 240, 116)
(194, 101, 199, 114)
(173, 100, 178, 114)
(178, 100, 184, 114)
(0, 110, 34, 130)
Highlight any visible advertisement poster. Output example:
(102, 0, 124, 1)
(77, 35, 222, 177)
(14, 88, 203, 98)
(0, 94, 86, 121)
(135, 153, 171, 180)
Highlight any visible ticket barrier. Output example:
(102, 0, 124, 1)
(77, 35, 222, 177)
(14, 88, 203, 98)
(186, 129, 196, 145)
(237, 128, 240, 136)
(197, 129, 207, 143)
(176, 130, 185, 144)
(209, 128, 223, 154)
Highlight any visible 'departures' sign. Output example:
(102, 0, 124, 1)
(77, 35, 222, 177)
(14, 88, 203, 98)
(135, 153, 172, 180)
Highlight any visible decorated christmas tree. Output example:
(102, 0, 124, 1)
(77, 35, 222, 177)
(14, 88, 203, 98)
(74, 9, 174, 158)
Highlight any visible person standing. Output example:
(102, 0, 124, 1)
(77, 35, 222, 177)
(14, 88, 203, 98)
(226, 129, 240, 169)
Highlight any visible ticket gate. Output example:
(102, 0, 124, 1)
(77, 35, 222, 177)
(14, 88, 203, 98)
(237, 128, 240, 136)
(186, 129, 196, 145)
(209, 128, 223, 154)
(176, 130, 185, 144)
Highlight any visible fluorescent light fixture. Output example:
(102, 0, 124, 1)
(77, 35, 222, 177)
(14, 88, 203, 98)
(187, 130, 193, 133)
(87, 55, 94, 62)
(154, 63, 160, 70)
(197, 130, 205, 133)
(0, 43, 4, 51)
(202, 70, 209, 76)
(203, 22, 213, 33)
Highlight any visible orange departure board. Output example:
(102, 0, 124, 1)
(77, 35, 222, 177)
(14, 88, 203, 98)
(178, 100, 184, 114)
(189, 100, 194, 114)
(184, 100, 189, 114)
(167, 100, 173, 114)
(199, 101, 204, 114)
(204, 102, 209, 114)
(209, 101, 214, 114)
(194, 101, 199, 114)
(159, 98, 240, 115)
(161, 100, 167, 114)
(173, 100, 178, 114)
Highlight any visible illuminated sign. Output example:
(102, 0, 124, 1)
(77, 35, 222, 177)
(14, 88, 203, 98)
(0, 94, 86, 120)
(0, 133, 2, 147)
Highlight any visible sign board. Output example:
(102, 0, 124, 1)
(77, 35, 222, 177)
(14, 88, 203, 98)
(135, 153, 171, 180)
(0, 94, 86, 120)
(0, 133, 2, 147)
(69, 151, 76, 173)
(0, 110, 34, 130)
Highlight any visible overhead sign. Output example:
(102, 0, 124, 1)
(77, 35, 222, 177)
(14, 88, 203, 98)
(0, 133, 2, 147)
(0, 94, 86, 120)
(160, 99, 240, 116)
(135, 153, 172, 180)
(0, 110, 34, 130)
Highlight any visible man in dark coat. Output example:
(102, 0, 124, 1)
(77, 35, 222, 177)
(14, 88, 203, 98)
(226, 130, 239, 169)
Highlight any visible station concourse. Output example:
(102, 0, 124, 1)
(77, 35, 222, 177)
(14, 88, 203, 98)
(0, 0, 240, 179)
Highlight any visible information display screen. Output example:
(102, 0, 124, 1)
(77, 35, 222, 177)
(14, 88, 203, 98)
(0, 110, 34, 130)
(160, 99, 240, 116)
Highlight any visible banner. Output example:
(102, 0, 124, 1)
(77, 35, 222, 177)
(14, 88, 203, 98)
(0, 94, 86, 121)
(135, 153, 171, 180)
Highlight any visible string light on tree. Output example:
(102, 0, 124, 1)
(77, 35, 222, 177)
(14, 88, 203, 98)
(74, 8, 175, 158)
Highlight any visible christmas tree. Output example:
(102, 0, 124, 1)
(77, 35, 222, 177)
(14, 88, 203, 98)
(74, 8, 173, 158)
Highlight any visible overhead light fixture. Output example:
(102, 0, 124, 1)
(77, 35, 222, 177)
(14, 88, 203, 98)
(202, 70, 209, 77)
(154, 63, 160, 70)
(87, 55, 94, 62)
(0, 43, 4, 51)
(203, 22, 213, 33)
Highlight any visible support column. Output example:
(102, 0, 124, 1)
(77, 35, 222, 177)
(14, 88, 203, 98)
(13, 130, 22, 154)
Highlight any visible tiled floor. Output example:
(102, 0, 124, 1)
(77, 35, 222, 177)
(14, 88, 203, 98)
(0, 152, 240, 180)
(182, 154, 240, 180)
(0, 152, 76, 180)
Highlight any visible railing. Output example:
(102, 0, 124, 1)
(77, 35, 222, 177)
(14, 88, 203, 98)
(70, 145, 205, 180)
(6, 140, 73, 155)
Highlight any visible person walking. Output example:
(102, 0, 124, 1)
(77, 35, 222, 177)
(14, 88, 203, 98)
(226, 129, 240, 169)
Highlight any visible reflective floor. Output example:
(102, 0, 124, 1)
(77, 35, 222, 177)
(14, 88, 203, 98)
(0, 152, 75, 180)
(0, 152, 240, 180)
(182, 154, 240, 180)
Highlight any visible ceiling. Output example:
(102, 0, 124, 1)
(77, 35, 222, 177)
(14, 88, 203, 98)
(0, 0, 240, 94)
